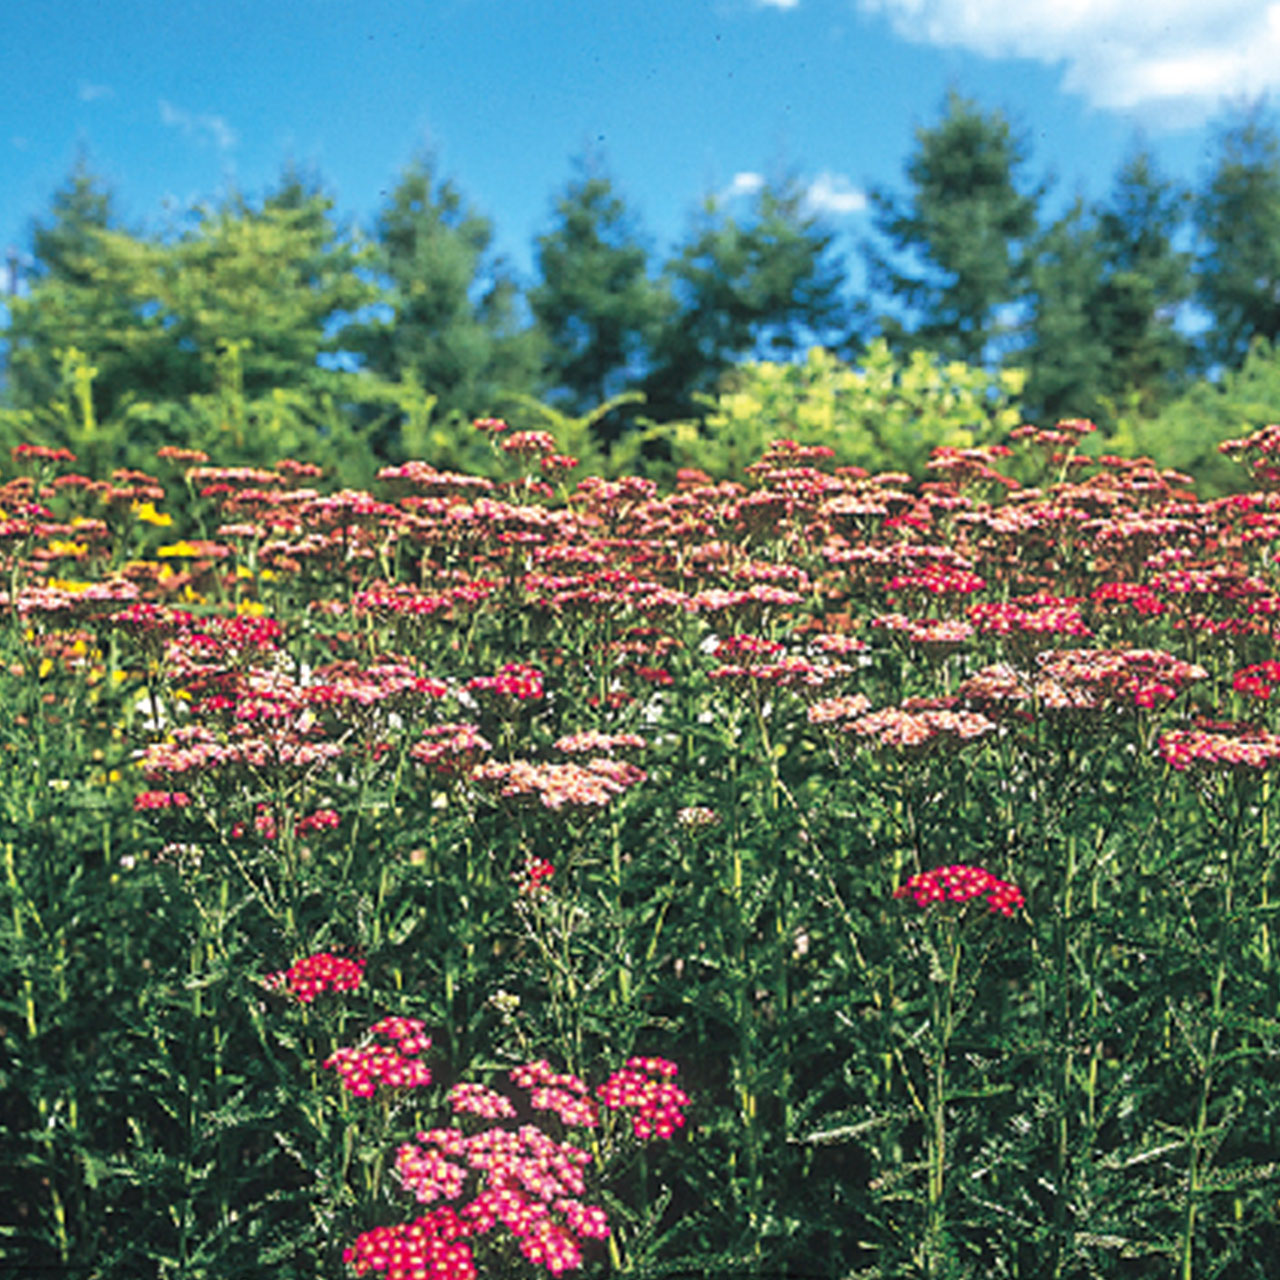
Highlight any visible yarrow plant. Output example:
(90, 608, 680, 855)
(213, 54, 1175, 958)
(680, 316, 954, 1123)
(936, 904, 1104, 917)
(895, 863, 1026, 917)
(334, 1035, 690, 1278)
(265, 951, 366, 1004)
(15, 419, 1280, 1280)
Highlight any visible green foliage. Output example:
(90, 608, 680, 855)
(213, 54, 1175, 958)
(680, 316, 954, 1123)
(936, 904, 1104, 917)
(344, 156, 545, 432)
(1195, 100, 1280, 370)
(865, 90, 1042, 366)
(1021, 151, 1193, 427)
(4, 437, 1280, 1278)
(647, 341, 1026, 481)
(645, 176, 849, 421)
(530, 155, 672, 419)
(1110, 336, 1280, 494)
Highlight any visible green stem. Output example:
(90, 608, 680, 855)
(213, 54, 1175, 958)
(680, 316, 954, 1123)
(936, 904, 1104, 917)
(924, 920, 961, 1280)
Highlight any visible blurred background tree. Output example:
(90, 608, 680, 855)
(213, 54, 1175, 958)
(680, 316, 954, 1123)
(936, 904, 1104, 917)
(530, 154, 671, 428)
(7, 97, 1280, 493)
(1194, 101, 1280, 371)
(341, 156, 544, 444)
(861, 90, 1042, 368)
(643, 174, 849, 423)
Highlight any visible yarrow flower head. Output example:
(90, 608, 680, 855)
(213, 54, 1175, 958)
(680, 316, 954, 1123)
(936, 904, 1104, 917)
(894, 864, 1025, 918)
(595, 1057, 689, 1140)
(325, 1017, 433, 1098)
(265, 951, 365, 1003)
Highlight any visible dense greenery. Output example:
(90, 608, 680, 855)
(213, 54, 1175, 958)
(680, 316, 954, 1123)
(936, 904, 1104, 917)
(5, 88, 1280, 1280)
(7, 97, 1280, 467)
(5, 426, 1280, 1279)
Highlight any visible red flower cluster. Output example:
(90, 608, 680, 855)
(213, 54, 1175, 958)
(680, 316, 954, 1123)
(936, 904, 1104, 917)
(266, 951, 365, 1004)
(466, 662, 545, 701)
(1233, 661, 1280, 700)
(511, 1059, 598, 1127)
(894, 865, 1025, 917)
(515, 855, 556, 896)
(325, 1017, 433, 1098)
(343, 1209, 477, 1280)
(595, 1056, 689, 1140)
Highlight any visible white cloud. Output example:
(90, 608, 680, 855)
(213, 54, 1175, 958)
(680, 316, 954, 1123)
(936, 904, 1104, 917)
(757, 0, 802, 9)
(720, 169, 867, 216)
(723, 170, 766, 200)
(78, 82, 114, 102)
(805, 170, 868, 215)
(857, 0, 1280, 118)
(159, 99, 237, 152)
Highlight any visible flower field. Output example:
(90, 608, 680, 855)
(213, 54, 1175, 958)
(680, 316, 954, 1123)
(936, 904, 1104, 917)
(5, 421, 1280, 1279)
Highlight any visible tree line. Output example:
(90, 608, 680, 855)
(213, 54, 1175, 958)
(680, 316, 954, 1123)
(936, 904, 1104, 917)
(3, 91, 1280, 475)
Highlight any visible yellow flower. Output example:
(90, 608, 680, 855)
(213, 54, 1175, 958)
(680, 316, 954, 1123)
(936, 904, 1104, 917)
(46, 540, 88, 557)
(157, 541, 201, 558)
(133, 501, 173, 527)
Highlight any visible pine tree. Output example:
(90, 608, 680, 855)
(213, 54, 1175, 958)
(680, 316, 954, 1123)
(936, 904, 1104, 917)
(530, 156, 671, 417)
(4, 157, 142, 415)
(1020, 201, 1112, 422)
(864, 90, 1041, 366)
(1195, 100, 1280, 370)
(646, 175, 848, 420)
(346, 157, 543, 425)
(1020, 149, 1192, 424)
(1091, 149, 1193, 411)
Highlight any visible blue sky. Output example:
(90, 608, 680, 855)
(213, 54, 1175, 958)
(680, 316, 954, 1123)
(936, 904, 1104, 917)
(4, 0, 1279, 293)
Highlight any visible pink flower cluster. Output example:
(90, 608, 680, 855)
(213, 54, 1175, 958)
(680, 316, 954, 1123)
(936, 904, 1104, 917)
(471, 758, 646, 813)
(595, 1057, 690, 1139)
(511, 1059, 599, 1127)
(466, 662, 544, 701)
(342, 1209, 477, 1280)
(410, 723, 493, 776)
(894, 865, 1025, 917)
(266, 951, 365, 1003)
(448, 1082, 518, 1121)
(133, 789, 191, 811)
(325, 1017, 432, 1098)
(847, 705, 999, 752)
(1158, 727, 1280, 773)
(393, 1125, 604, 1275)
(342, 1051, 689, 1277)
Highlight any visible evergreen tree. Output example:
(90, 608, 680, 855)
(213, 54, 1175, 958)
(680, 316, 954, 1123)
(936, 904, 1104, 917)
(530, 156, 671, 416)
(1021, 150, 1192, 424)
(1091, 148, 1193, 411)
(4, 157, 144, 414)
(646, 175, 848, 419)
(1195, 100, 1280, 370)
(31, 153, 115, 286)
(1020, 201, 1112, 422)
(346, 157, 543, 424)
(863, 90, 1041, 366)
